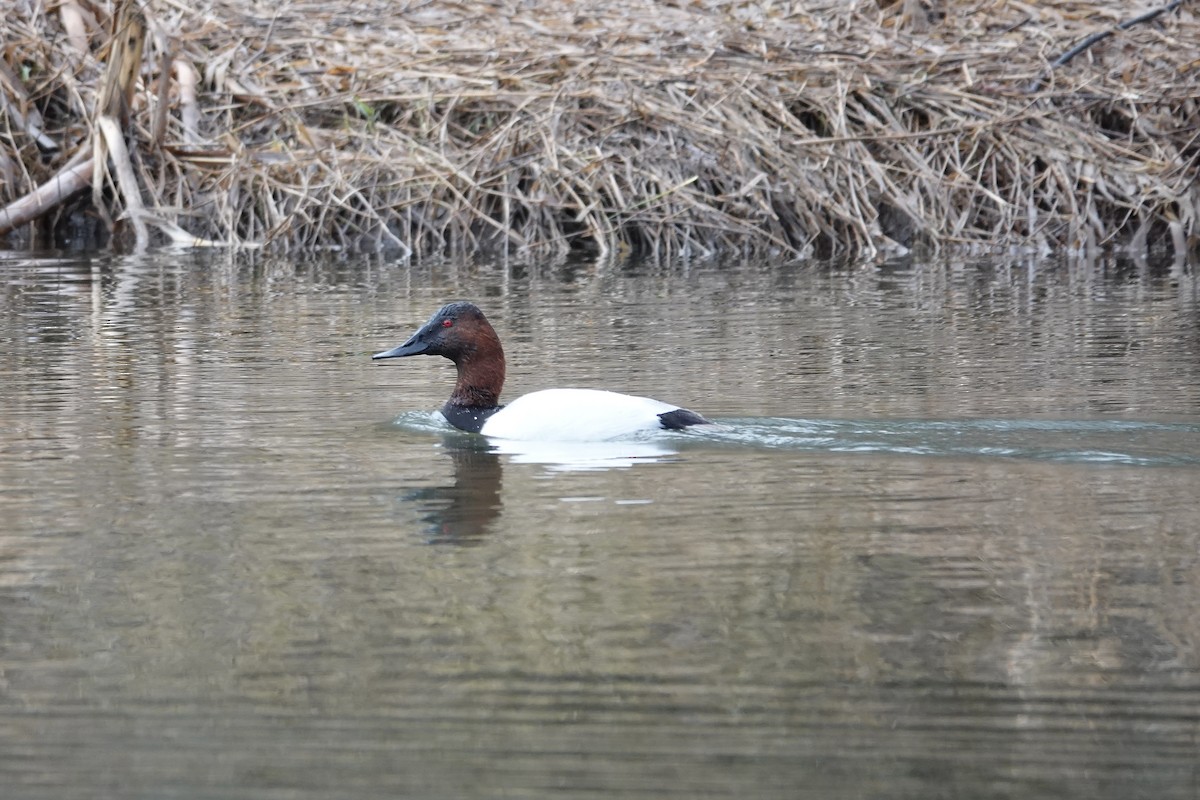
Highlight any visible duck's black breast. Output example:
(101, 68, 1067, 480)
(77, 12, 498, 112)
(441, 402, 503, 434)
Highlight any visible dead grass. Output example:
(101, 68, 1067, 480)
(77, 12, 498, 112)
(2, 0, 1198, 259)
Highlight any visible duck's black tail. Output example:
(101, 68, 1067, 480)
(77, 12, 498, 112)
(657, 408, 711, 430)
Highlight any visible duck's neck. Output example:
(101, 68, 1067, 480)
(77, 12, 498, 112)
(448, 328, 505, 409)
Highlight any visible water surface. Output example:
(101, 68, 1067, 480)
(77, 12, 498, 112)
(1, 251, 1198, 799)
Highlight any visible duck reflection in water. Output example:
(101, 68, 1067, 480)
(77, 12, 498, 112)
(401, 436, 503, 545)
(398, 435, 679, 544)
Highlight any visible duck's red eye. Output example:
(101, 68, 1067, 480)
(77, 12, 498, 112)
(441, 319, 453, 328)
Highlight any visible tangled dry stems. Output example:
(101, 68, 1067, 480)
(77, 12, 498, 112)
(2, 0, 1198, 259)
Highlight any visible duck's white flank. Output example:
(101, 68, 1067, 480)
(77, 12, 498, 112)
(477, 388, 680, 441)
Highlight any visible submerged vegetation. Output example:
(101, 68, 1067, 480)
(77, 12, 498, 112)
(1, 0, 1196, 259)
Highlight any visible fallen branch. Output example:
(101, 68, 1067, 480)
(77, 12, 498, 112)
(1025, 0, 1185, 93)
(95, 114, 149, 249)
(0, 150, 93, 236)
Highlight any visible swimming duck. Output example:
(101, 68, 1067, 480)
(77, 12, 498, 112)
(373, 302, 710, 441)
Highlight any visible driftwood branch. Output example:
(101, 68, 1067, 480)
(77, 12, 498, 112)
(1026, 0, 1185, 93)
(0, 151, 93, 236)
(96, 114, 149, 249)
(89, 0, 147, 237)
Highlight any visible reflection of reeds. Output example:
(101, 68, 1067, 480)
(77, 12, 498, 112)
(1, 0, 1196, 258)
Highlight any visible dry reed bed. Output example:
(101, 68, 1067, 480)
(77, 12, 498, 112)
(2, 0, 1197, 258)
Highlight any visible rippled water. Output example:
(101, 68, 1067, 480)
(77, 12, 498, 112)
(2, 251, 1199, 799)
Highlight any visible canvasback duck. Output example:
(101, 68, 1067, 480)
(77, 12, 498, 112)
(373, 302, 710, 441)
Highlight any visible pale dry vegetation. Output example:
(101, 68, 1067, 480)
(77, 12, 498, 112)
(1, 0, 1197, 259)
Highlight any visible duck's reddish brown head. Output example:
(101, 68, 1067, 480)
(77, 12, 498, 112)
(372, 302, 506, 409)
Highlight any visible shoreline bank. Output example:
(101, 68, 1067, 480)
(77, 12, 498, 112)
(2, 1, 1196, 259)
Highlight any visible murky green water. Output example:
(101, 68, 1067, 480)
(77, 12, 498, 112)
(2, 251, 1199, 799)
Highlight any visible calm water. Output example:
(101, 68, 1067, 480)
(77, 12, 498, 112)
(1, 251, 1199, 799)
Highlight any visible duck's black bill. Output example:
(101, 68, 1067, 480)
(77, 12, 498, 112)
(372, 337, 428, 359)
